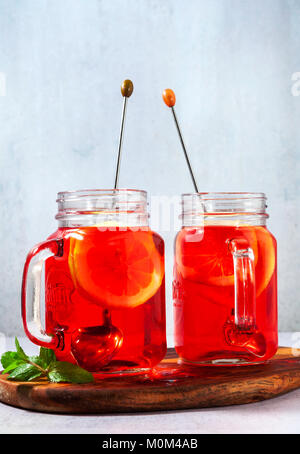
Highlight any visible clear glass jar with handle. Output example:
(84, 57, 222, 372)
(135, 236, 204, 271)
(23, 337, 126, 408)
(173, 192, 277, 365)
(22, 189, 166, 374)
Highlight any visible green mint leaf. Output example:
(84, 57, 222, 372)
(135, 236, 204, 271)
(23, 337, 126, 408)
(39, 347, 56, 367)
(47, 361, 94, 384)
(2, 360, 26, 374)
(8, 363, 44, 381)
(1, 351, 23, 369)
(28, 355, 47, 369)
(2, 340, 92, 384)
(27, 371, 43, 381)
(15, 337, 28, 361)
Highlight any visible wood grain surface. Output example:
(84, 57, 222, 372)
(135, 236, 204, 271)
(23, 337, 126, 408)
(0, 347, 299, 414)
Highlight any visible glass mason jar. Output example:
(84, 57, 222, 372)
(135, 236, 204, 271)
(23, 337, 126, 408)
(173, 192, 277, 365)
(22, 189, 166, 374)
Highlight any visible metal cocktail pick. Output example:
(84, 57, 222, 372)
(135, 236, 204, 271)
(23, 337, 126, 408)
(162, 89, 199, 193)
(114, 79, 134, 189)
(71, 80, 134, 371)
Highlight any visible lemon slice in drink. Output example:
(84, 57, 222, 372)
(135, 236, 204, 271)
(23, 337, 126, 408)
(255, 227, 276, 296)
(68, 229, 164, 309)
(176, 226, 275, 295)
(176, 227, 258, 287)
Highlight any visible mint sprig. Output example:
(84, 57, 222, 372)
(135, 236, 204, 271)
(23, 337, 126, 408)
(1, 338, 94, 384)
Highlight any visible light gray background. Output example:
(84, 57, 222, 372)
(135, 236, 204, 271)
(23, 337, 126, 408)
(0, 0, 299, 336)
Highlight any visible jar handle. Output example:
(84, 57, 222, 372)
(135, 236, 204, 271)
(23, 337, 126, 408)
(21, 239, 64, 349)
(228, 238, 256, 332)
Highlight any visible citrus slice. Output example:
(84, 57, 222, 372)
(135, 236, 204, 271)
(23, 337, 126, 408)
(255, 227, 276, 296)
(68, 229, 164, 309)
(176, 226, 276, 295)
(175, 226, 258, 287)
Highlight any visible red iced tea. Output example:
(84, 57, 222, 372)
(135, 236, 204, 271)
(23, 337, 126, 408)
(22, 190, 166, 374)
(174, 221, 277, 364)
(45, 227, 166, 371)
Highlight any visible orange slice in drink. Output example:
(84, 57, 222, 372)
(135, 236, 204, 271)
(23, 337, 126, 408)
(255, 227, 276, 296)
(68, 229, 164, 309)
(175, 226, 258, 287)
(176, 226, 275, 295)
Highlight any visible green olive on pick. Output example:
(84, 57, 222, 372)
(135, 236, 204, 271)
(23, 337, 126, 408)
(121, 79, 134, 98)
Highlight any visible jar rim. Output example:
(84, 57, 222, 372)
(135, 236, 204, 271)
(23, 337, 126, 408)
(182, 192, 266, 200)
(57, 188, 147, 202)
(55, 189, 149, 227)
(181, 191, 268, 223)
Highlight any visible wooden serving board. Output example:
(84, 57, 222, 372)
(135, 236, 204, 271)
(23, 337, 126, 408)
(0, 347, 300, 414)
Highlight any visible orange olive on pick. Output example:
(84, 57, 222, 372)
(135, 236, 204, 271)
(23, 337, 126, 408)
(162, 88, 176, 107)
(121, 79, 134, 98)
